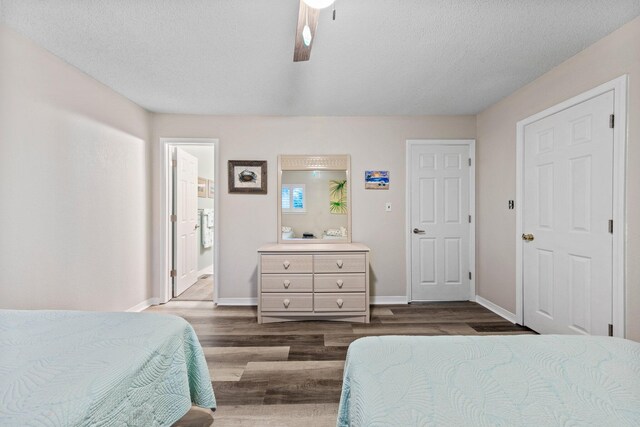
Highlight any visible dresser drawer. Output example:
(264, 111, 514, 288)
(261, 274, 312, 292)
(261, 293, 313, 312)
(261, 255, 313, 274)
(314, 274, 365, 292)
(314, 293, 366, 312)
(314, 254, 366, 273)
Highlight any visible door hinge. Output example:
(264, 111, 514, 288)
(468, 272, 472, 280)
(608, 323, 613, 336)
(468, 158, 472, 166)
(171, 159, 177, 167)
(609, 114, 615, 129)
(170, 269, 177, 278)
(170, 214, 177, 222)
(609, 219, 613, 234)
(468, 215, 472, 223)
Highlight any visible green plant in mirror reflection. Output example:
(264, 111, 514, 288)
(329, 179, 347, 214)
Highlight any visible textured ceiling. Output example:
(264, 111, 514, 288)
(2, 1, 639, 115)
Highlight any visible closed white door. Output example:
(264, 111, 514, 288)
(523, 91, 614, 335)
(174, 147, 199, 297)
(410, 143, 471, 301)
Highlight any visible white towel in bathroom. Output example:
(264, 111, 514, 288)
(201, 209, 214, 248)
(204, 208, 214, 227)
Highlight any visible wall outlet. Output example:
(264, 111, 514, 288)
(385, 202, 392, 212)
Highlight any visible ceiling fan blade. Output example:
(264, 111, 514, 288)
(293, 0, 320, 62)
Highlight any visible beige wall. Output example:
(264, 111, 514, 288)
(476, 16, 640, 340)
(0, 25, 153, 311)
(152, 115, 476, 301)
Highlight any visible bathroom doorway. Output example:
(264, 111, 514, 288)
(160, 138, 218, 303)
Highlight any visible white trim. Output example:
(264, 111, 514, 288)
(475, 296, 516, 324)
(198, 266, 213, 277)
(515, 75, 627, 337)
(371, 296, 408, 305)
(216, 298, 258, 306)
(126, 298, 160, 312)
(405, 139, 476, 303)
(159, 138, 220, 305)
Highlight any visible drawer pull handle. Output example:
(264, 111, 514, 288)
(283, 280, 291, 289)
(336, 298, 344, 308)
(283, 260, 290, 269)
(336, 279, 344, 289)
(336, 260, 344, 269)
(283, 299, 290, 308)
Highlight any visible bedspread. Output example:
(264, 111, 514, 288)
(337, 335, 640, 426)
(0, 310, 215, 426)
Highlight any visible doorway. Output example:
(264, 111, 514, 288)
(406, 140, 476, 302)
(160, 138, 219, 304)
(516, 76, 627, 337)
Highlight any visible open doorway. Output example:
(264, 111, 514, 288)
(160, 138, 218, 304)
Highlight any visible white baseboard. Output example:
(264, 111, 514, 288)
(474, 296, 516, 323)
(198, 266, 214, 277)
(126, 298, 160, 312)
(371, 296, 408, 305)
(216, 297, 257, 306)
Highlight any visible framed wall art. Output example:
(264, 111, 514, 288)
(228, 160, 267, 194)
(207, 179, 215, 199)
(197, 177, 207, 197)
(365, 170, 389, 190)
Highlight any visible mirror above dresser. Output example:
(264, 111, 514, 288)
(277, 155, 351, 243)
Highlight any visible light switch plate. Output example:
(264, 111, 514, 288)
(385, 202, 392, 212)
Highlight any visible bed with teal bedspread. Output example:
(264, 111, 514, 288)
(0, 310, 216, 426)
(337, 335, 640, 426)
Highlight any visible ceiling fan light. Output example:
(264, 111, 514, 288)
(303, 0, 335, 9)
(302, 24, 312, 46)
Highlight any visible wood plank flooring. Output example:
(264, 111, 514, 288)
(144, 301, 534, 426)
(173, 275, 214, 301)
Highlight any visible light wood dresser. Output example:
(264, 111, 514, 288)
(257, 243, 370, 324)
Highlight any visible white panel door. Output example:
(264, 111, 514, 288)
(523, 91, 614, 335)
(410, 144, 470, 301)
(174, 148, 199, 297)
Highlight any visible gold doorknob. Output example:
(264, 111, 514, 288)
(522, 233, 535, 242)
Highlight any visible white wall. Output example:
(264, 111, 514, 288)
(0, 25, 153, 311)
(476, 16, 640, 341)
(152, 115, 476, 301)
(179, 145, 215, 273)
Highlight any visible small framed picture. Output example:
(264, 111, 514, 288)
(365, 170, 389, 190)
(197, 177, 207, 197)
(207, 180, 215, 199)
(228, 160, 267, 194)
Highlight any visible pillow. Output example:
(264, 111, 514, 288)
(325, 228, 342, 237)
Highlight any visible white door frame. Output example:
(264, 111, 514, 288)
(405, 139, 476, 302)
(159, 138, 220, 304)
(515, 75, 627, 337)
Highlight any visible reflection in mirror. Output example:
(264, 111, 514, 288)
(280, 170, 348, 241)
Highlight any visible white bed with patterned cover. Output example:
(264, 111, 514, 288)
(337, 335, 640, 427)
(0, 310, 216, 426)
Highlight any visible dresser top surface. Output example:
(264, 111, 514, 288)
(258, 243, 370, 253)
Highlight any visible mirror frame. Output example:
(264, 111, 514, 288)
(277, 154, 352, 244)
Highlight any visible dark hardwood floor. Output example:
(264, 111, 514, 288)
(145, 301, 534, 426)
